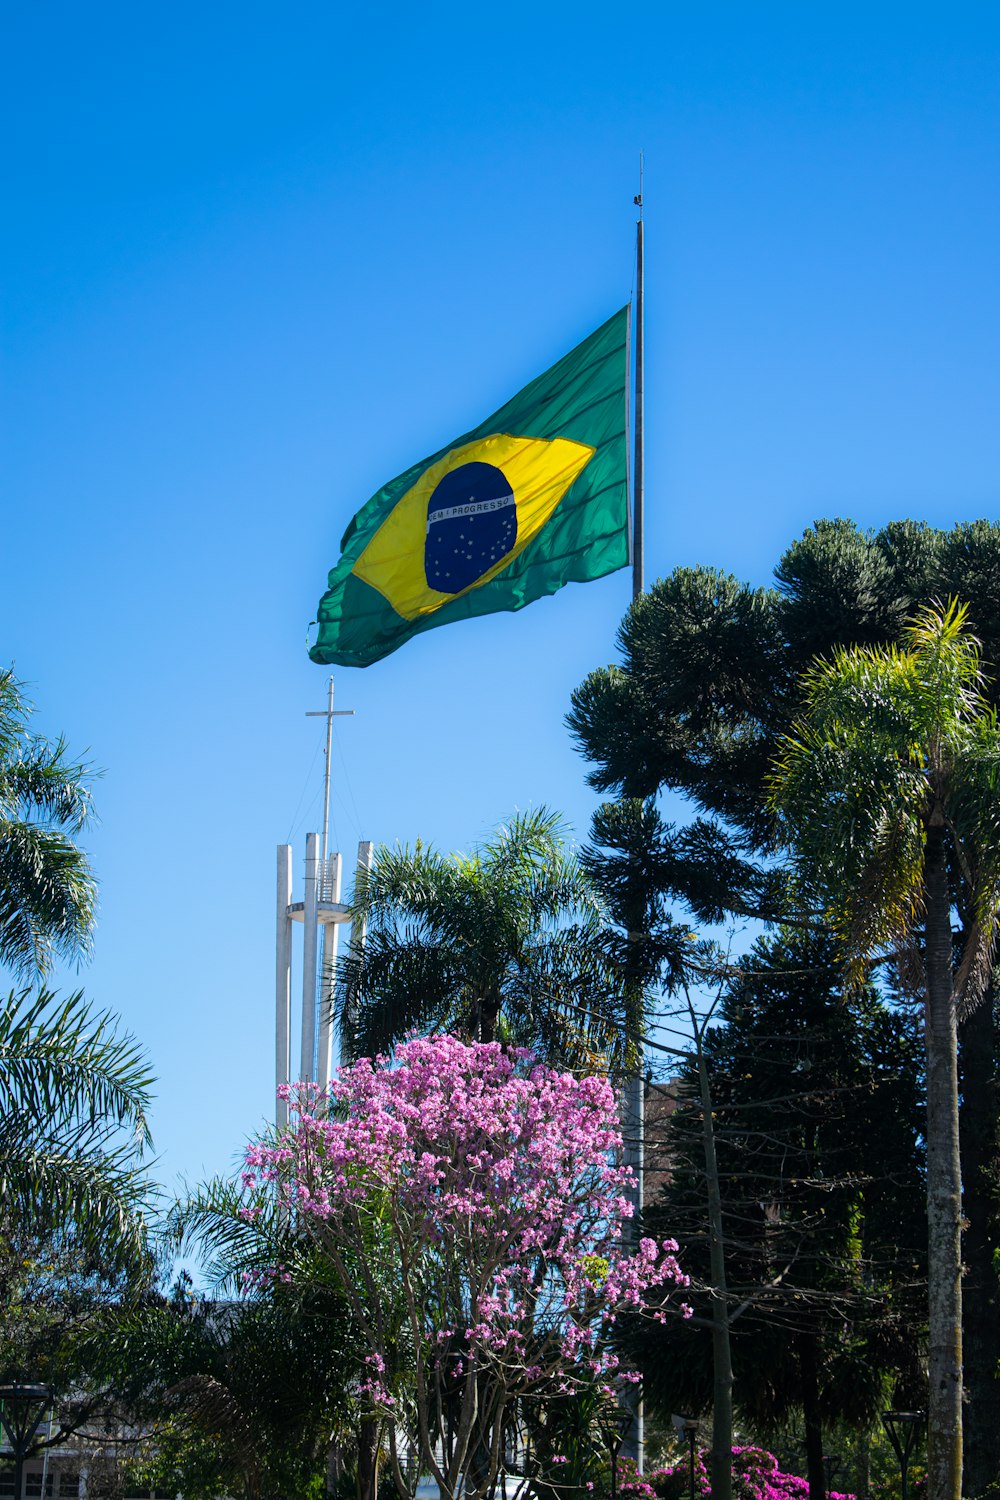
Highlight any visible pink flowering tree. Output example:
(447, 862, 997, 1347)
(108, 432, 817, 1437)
(242, 1035, 688, 1500)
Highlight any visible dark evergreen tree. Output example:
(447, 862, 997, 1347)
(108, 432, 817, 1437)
(569, 519, 1000, 1492)
(630, 933, 925, 1500)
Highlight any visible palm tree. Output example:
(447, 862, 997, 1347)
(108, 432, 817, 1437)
(337, 807, 632, 1072)
(0, 673, 151, 1268)
(0, 987, 153, 1272)
(0, 668, 96, 975)
(770, 600, 1000, 1500)
(169, 1158, 376, 1500)
(84, 1265, 361, 1500)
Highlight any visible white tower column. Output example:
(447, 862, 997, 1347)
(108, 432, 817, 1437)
(300, 832, 321, 1082)
(275, 844, 293, 1129)
(317, 852, 343, 1091)
(340, 839, 373, 1065)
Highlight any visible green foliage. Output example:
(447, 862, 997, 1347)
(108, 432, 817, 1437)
(0, 1227, 152, 1396)
(337, 806, 634, 1072)
(771, 600, 1000, 1005)
(125, 1416, 242, 1500)
(764, 600, 997, 1498)
(0, 668, 97, 976)
(156, 1165, 372, 1500)
(524, 1379, 616, 1500)
(0, 672, 152, 1268)
(569, 567, 787, 843)
(633, 931, 925, 1435)
(0, 987, 153, 1270)
(569, 524, 1000, 1475)
(85, 1271, 361, 1500)
(570, 519, 1000, 887)
(773, 518, 914, 660)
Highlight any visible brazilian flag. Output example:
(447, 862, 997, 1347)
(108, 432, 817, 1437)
(309, 307, 630, 668)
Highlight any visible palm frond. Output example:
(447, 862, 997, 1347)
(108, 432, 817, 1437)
(0, 987, 153, 1269)
(169, 1176, 283, 1293)
(337, 928, 464, 1059)
(0, 669, 98, 977)
(354, 842, 462, 926)
(772, 599, 1000, 1006)
(340, 808, 635, 1060)
(0, 987, 152, 1144)
(503, 923, 631, 1075)
(166, 1374, 264, 1498)
(0, 1131, 150, 1272)
(481, 805, 566, 878)
(0, 737, 96, 833)
(0, 823, 97, 974)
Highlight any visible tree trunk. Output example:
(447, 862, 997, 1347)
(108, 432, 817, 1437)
(478, 991, 501, 1043)
(856, 1435, 870, 1500)
(959, 986, 1000, 1495)
(923, 825, 963, 1500)
(357, 1417, 379, 1500)
(696, 1029, 733, 1500)
(799, 1332, 825, 1500)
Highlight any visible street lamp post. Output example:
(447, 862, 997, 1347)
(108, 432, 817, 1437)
(0, 1384, 51, 1500)
(600, 1407, 633, 1500)
(822, 1454, 841, 1498)
(882, 1411, 925, 1500)
(671, 1415, 699, 1500)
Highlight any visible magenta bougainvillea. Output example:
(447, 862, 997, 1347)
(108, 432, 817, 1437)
(618, 1448, 855, 1500)
(241, 1035, 689, 1500)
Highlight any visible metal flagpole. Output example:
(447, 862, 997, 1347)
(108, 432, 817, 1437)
(624, 154, 646, 1470)
(633, 156, 644, 599)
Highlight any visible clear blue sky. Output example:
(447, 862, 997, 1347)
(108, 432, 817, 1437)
(3, 3, 999, 1193)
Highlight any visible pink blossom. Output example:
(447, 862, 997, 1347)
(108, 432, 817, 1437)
(244, 1036, 687, 1471)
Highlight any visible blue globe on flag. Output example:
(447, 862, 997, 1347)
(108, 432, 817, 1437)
(424, 461, 518, 593)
